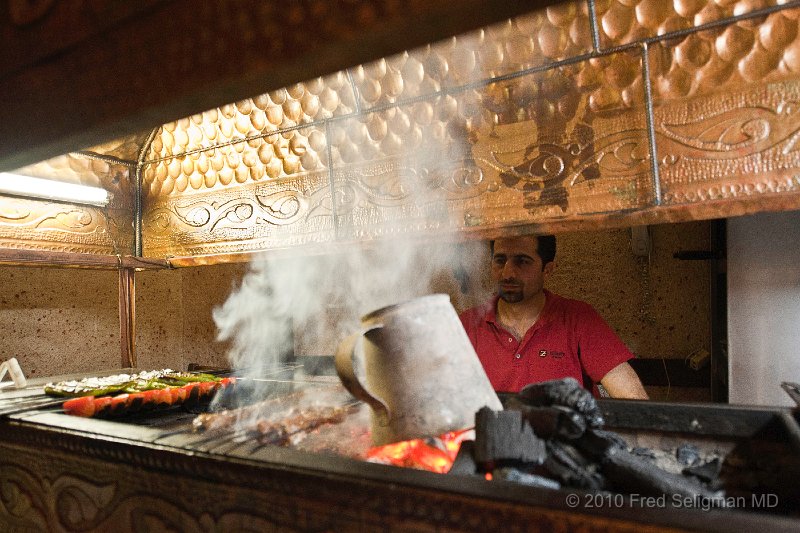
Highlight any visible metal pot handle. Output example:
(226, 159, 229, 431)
(334, 327, 390, 426)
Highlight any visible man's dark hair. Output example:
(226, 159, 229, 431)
(490, 234, 557, 269)
(536, 235, 556, 266)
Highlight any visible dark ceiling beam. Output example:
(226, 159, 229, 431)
(0, 0, 554, 172)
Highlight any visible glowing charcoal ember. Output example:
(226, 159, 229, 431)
(365, 428, 474, 473)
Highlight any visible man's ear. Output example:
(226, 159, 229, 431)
(543, 261, 555, 278)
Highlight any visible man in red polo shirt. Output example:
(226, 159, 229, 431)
(459, 234, 648, 399)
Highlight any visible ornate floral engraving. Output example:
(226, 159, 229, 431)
(52, 475, 117, 531)
(0, 462, 48, 530)
(473, 120, 651, 213)
(155, 188, 308, 234)
(333, 157, 487, 216)
(0, 196, 118, 253)
(656, 80, 800, 204)
(0, 199, 101, 234)
(658, 106, 800, 156)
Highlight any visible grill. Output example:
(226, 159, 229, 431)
(1, 361, 799, 532)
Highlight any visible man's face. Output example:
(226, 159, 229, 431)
(491, 236, 553, 304)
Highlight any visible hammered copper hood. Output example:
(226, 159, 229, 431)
(2, 0, 800, 268)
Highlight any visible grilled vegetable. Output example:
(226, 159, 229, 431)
(53, 369, 235, 419)
(93, 396, 114, 417)
(45, 369, 223, 398)
(63, 396, 95, 417)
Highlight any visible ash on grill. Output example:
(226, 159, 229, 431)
(451, 378, 728, 506)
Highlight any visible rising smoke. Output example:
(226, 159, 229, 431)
(212, 237, 490, 377)
(212, 42, 496, 388)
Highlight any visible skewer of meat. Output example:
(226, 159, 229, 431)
(192, 389, 308, 433)
(193, 399, 360, 445)
(255, 403, 360, 445)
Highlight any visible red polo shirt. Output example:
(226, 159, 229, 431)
(459, 290, 634, 393)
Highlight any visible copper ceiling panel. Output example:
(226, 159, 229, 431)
(141, 167, 336, 259)
(350, 2, 593, 110)
(594, 0, 781, 50)
(0, 0, 553, 172)
(0, 197, 131, 256)
(143, 72, 355, 175)
(0, 153, 135, 256)
(649, 8, 800, 208)
(332, 48, 650, 242)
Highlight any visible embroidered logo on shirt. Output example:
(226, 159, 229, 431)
(551, 351, 565, 359)
(539, 350, 547, 357)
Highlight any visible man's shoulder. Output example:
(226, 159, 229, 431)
(545, 290, 597, 315)
(459, 298, 495, 324)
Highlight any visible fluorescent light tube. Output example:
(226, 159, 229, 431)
(0, 172, 110, 207)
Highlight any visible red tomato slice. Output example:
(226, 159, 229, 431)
(63, 396, 96, 417)
(108, 394, 130, 416)
(126, 392, 145, 412)
(169, 386, 187, 404)
(156, 388, 173, 406)
(110, 393, 130, 406)
(93, 396, 113, 417)
(196, 381, 218, 399)
(140, 389, 163, 409)
(140, 388, 172, 407)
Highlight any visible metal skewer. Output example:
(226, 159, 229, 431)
(0, 398, 66, 417)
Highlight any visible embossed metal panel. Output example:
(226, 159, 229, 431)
(329, 96, 485, 241)
(648, 9, 800, 206)
(7, 1, 800, 262)
(594, 0, 781, 50)
(0, 153, 134, 255)
(351, 2, 592, 111)
(142, 171, 336, 258)
(333, 49, 650, 241)
(143, 72, 354, 193)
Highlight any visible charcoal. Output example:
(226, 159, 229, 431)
(630, 447, 657, 460)
(683, 457, 723, 485)
(518, 378, 604, 428)
(544, 440, 605, 491)
(504, 397, 586, 440)
(448, 440, 479, 476)
(602, 447, 727, 505)
(474, 407, 546, 467)
(575, 428, 628, 460)
(494, 467, 561, 490)
(676, 443, 701, 466)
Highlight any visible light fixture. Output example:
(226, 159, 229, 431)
(0, 172, 110, 207)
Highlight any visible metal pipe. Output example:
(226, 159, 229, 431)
(118, 267, 137, 368)
(641, 42, 662, 206)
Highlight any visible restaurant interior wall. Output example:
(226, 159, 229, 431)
(728, 209, 800, 407)
(0, 222, 711, 400)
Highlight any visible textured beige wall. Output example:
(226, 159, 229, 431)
(0, 264, 242, 379)
(135, 263, 247, 371)
(549, 222, 711, 360)
(0, 221, 709, 383)
(0, 267, 120, 378)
